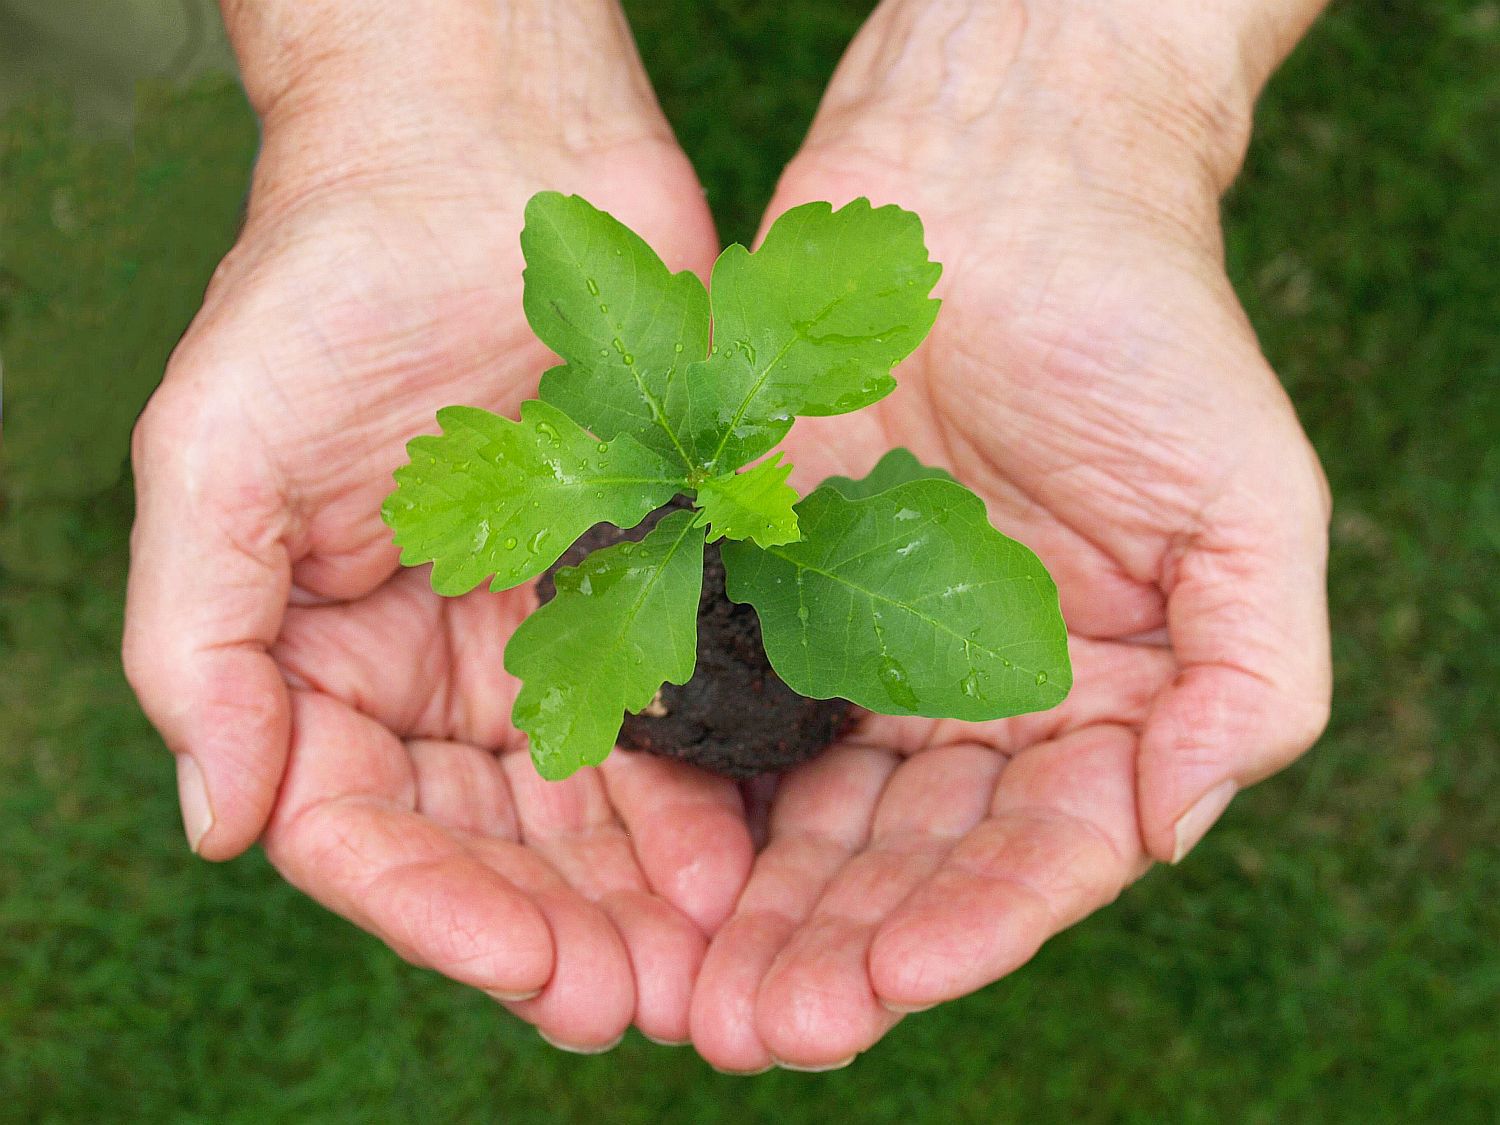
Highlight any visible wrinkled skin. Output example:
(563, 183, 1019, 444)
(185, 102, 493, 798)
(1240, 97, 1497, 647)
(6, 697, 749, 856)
(125, 1, 1331, 1071)
(125, 114, 749, 1047)
(687, 61, 1332, 1069)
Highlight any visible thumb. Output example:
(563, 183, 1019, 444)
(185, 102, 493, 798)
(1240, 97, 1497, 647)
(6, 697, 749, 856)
(123, 373, 295, 860)
(1138, 442, 1332, 863)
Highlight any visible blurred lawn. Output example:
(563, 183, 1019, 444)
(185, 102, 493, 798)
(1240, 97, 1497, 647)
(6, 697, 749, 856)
(2, 1, 1497, 1120)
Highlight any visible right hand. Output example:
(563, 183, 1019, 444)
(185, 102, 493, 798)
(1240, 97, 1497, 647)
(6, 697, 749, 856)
(687, 0, 1331, 1071)
(122, 61, 749, 1049)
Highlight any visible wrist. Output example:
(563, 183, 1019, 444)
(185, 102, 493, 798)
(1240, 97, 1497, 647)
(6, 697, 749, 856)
(807, 0, 1324, 210)
(1029, 0, 1325, 188)
(223, 0, 669, 211)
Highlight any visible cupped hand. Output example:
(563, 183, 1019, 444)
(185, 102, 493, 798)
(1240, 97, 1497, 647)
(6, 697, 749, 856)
(690, 4, 1331, 1071)
(122, 94, 753, 1046)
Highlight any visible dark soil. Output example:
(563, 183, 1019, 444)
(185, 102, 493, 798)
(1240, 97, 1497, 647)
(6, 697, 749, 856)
(536, 498, 855, 778)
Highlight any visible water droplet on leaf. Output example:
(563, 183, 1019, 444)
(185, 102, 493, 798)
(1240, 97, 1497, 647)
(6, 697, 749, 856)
(585, 277, 600, 296)
(876, 653, 919, 711)
(1035, 670, 1049, 686)
(528, 529, 550, 554)
(503, 536, 518, 550)
(960, 671, 982, 699)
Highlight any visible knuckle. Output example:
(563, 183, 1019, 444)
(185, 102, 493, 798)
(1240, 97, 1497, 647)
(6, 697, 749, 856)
(1287, 682, 1333, 754)
(132, 354, 277, 513)
(1305, 440, 1334, 523)
(120, 624, 179, 740)
(130, 356, 206, 476)
(120, 628, 152, 699)
(1263, 678, 1331, 775)
(129, 393, 172, 473)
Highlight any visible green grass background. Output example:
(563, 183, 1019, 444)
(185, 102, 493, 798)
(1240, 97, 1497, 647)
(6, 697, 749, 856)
(2, 1, 1497, 1120)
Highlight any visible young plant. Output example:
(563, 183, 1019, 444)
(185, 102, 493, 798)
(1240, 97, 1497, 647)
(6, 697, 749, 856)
(382, 192, 1071, 780)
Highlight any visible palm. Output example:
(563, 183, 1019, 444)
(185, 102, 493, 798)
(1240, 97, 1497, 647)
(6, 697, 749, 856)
(128, 137, 755, 1047)
(689, 147, 1330, 1070)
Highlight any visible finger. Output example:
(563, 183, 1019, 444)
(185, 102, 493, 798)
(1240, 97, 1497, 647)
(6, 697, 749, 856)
(502, 755, 698, 1046)
(468, 844, 636, 1051)
(688, 912, 795, 1073)
(599, 749, 754, 935)
(409, 738, 520, 840)
(751, 745, 1003, 1067)
(405, 741, 645, 1050)
(598, 890, 706, 1046)
(1139, 453, 1332, 863)
(123, 383, 293, 860)
(263, 691, 554, 1000)
(690, 745, 898, 1073)
(280, 567, 729, 1042)
(868, 724, 1147, 1010)
(502, 755, 652, 900)
(273, 567, 527, 749)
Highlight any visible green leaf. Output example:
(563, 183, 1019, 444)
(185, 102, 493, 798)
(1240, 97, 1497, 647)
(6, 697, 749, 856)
(505, 510, 706, 779)
(680, 198, 941, 472)
(821, 447, 958, 500)
(721, 478, 1071, 720)
(382, 400, 685, 596)
(693, 453, 801, 547)
(522, 192, 709, 471)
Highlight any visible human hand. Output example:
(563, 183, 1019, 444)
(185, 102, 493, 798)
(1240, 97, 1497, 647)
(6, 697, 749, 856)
(690, 0, 1331, 1071)
(124, 1, 750, 1049)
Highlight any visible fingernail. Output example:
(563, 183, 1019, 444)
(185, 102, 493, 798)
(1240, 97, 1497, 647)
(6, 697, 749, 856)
(879, 999, 936, 1015)
(537, 1029, 624, 1055)
(1171, 780, 1237, 864)
(641, 1033, 690, 1047)
(711, 1063, 774, 1077)
(485, 988, 543, 1004)
(176, 754, 213, 854)
(772, 1054, 857, 1073)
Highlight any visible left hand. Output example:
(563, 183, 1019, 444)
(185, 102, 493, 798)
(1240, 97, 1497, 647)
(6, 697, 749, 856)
(123, 4, 744, 1049)
(689, 0, 1331, 1072)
